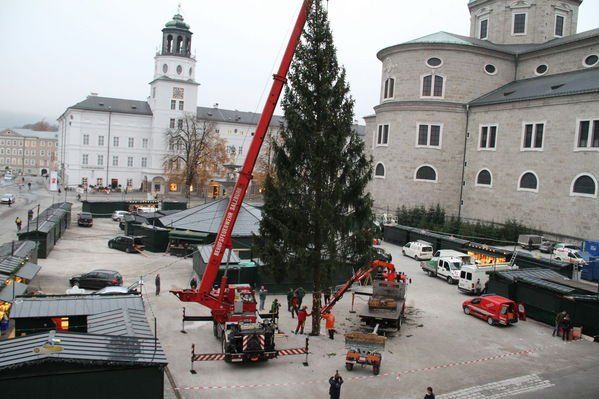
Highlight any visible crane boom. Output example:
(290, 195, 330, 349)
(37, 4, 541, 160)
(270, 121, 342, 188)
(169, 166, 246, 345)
(190, 0, 313, 322)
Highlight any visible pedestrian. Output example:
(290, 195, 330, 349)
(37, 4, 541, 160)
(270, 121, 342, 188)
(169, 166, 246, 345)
(190, 275, 198, 290)
(328, 371, 344, 399)
(296, 286, 305, 308)
(295, 305, 311, 335)
(155, 273, 161, 296)
(561, 313, 572, 341)
(482, 280, 489, 294)
(259, 285, 268, 311)
(286, 288, 294, 312)
(7, 198, 11, 207)
(322, 310, 336, 339)
(324, 286, 332, 305)
(291, 294, 299, 319)
(553, 311, 566, 337)
(15, 217, 22, 231)
(58, 187, 61, 194)
(424, 386, 435, 399)
(270, 298, 281, 326)
(27, 209, 33, 221)
(474, 279, 482, 295)
(27, 182, 31, 190)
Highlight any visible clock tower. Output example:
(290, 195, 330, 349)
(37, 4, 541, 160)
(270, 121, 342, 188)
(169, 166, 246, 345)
(147, 10, 199, 191)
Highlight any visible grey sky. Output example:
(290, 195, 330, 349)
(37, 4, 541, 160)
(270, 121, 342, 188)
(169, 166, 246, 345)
(0, 0, 597, 127)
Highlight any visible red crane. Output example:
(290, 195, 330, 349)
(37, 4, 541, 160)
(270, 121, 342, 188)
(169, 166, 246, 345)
(171, 0, 314, 363)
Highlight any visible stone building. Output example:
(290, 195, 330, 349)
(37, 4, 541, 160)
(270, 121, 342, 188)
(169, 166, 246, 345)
(58, 11, 282, 195)
(366, 0, 598, 239)
(0, 128, 58, 176)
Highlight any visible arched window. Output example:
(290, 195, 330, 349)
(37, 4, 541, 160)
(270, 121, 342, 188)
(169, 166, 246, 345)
(571, 174, 597, 198)
(383, 78, 395, 99)
(415, 165, 437, 182)
(422, 74, 444, 97)
(166, 35, 173, 53)
(476, 169, 492, 187)
(177, 36, 183, 53)
(374, 163, 386, 178)
(518, 171, 539, 192)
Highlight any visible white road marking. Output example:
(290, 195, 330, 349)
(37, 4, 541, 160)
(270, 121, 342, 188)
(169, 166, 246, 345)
(438, 374, 554, 399)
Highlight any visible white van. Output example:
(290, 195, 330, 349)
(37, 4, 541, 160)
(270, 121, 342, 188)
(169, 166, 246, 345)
(434, 250, 476, 266)
(458, 263, 517, 294)
(402, 241, 434, 260)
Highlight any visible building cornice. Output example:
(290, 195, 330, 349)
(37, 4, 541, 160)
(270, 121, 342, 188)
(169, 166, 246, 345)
(377, 42, 515, 62)
(374, 101, 466, 113)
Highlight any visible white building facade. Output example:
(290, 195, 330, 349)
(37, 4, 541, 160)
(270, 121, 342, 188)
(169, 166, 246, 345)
(58, 12, 282, 194)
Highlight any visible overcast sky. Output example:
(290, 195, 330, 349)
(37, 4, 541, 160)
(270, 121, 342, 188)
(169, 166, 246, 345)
(1, 0, 597, 127)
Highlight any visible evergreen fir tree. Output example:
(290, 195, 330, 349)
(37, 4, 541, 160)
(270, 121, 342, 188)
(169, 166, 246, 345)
(255, 0, 374, 335)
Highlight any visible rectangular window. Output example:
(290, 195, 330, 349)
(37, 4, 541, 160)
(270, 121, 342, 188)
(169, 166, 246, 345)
(40, 141, 45, 147)
(383, 78, 395, 99)
(97, 178, 103, 187)
(24, 150, 29, 156)
(480, 18, 488, 40)
(179, 101, 184, 110)
(422, 75, 444, 98)
(127, 157, 133, 167)
(127, 179, 133, 188)
(112, 155, 118, 166)
(422, 75, 432, 97)
(98, 135, 104, 146)
(479, 125, 497, 149)
(238, 146, 243, 156)
(128, 137, 134, 148)
(170, 100, 176, 110)
(377, 125, 389, 146)
(177, 119, 184, 129)
(577, 120, 599, 149)
(142, 138, 148, 149)
(170, 119, 175, 129)
(31, 150, 35, 156)
(417, 124, 442, 148)
(522, 123, 544, 150)
(513, 13, 527, 35)
(97, 154, 104, 166)
(141, 157, 147, 168)
(82, 154, 88, 165)
(83, 134, 89, 145)
(39, 150, 44, 156)
(555, 15, 565, 37)
(113, 136, 119, 147)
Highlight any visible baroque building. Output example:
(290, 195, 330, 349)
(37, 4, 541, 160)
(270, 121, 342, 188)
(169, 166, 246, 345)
(366, 0, 598, 239)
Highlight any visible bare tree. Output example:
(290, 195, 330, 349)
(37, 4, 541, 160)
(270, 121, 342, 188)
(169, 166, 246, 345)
(21, 119, 58, 131)
(164, 113, 228, 199)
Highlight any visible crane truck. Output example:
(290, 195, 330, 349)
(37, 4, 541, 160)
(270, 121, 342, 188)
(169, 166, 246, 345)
(170, 0, 313, 364)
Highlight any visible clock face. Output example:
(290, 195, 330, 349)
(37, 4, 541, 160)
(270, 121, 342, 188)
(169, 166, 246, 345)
(173, 87, 184, 99)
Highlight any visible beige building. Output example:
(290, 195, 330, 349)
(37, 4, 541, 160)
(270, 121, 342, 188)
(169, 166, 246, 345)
(0, 128, 58, 176)
(366, 0, 598, 239)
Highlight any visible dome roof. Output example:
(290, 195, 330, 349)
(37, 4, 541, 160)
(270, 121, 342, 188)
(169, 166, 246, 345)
(165, 13, 190, 30)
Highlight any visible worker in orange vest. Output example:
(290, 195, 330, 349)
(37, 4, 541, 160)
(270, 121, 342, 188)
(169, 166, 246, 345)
(322, 310, 336, 340)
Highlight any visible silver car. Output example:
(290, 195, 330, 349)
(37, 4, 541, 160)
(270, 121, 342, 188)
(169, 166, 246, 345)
(1, 193, 15, 204)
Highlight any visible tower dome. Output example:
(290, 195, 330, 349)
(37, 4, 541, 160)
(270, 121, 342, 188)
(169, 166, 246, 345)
(160, 11, 193, 58)
(165, 13, 190, 30)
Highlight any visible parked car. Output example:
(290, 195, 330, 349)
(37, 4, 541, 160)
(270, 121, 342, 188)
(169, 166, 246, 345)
(553, 242, 581, 252)
(111, 210, 130, 221)
(462, 295, 520, 326)
(96, 280, 142, 295)
(373, 246, 392, 262)
(402, 241, 434, 260)
(77, 212, 93, 227)
(136, 206, 156, 214)
(69, 269, 123, 290)
(1, 193, 15, 204)
(539, 240, 556, 254)
(108, 235, 144, 253)
(517, 234, 543, 250)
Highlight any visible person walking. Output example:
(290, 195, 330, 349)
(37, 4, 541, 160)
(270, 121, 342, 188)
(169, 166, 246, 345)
(15, 217, 22, 231)
(324, 286, 332, 305)
(424, 386, 435, 399)
(27, 209, 33, 221)
(258, 286, 268, 311)
(295, 286, 305, 308)
(155, 273, 161, 296)
(286, 288, 294, 312)
(27, 182, 31, 191)
(270, 298, 281, 327)
(561, 313, 572, 341)
(190, 275, 198, 290)
(7, 198, 11, 207)
(474, 279, 483, 295)
(291, 294, 299, 319)
(295, 305, 311, 335)
(328, 371, 344, 399)
(322, 310, 336, 339)
(553, 311, 566, 337)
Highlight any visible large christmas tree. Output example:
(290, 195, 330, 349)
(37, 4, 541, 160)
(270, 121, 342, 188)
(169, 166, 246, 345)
(256, 0, 374, 335)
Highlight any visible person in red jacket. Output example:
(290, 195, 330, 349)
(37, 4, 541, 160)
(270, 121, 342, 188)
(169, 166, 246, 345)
(295, 305, 311, 334)
(291, 294, 299, 319)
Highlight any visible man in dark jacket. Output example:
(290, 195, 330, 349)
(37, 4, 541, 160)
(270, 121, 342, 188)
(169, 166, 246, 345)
(286, 288, 294, 312)
(424, 386, 435, 399)
(155, 273, 161, 296)
(295, 286, 305, 307)
(329, 371, 343, 399)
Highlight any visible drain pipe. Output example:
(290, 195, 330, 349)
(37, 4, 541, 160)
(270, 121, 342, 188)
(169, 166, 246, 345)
(458, 104, 470, 221)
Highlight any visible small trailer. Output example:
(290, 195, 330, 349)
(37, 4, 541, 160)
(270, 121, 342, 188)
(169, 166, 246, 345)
(344, 331, 386, 375)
